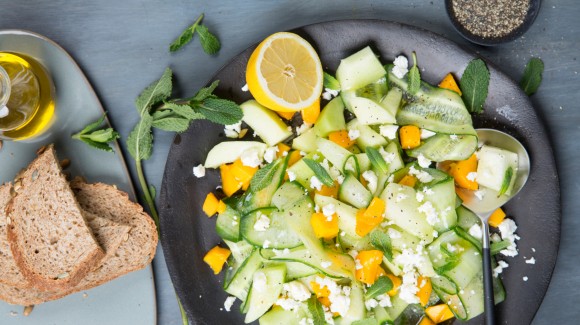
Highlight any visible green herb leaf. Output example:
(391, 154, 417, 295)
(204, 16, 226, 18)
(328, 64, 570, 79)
(192, 80, 220, 102)
(303, 158, 334, 187)
(520, 58, 544, 96)
(365, 276, 393, 300)
(160, 103, 205, 121)
(491, 239, 511, 255)
(194, 98, 243, 125)
(370, 230, 393, 261)
(459, 59, 490, 114)
(135, 68, 173, 116)
(498, 166, 513, 197)
(81, 128, 119, 143)
(352, 319, 378, 325)
(77, 114, 107, 135)
(323, 72, 341, 90)
(249, 161, 279, 192)
(127, 112, 154, 160)
(408, 52, 421, 95)
(72, 114, 119, 152)
(152, 116, 190, 132)
(149, 184, 157, 200)
(79, 138, 115, 152)
(307, 295, 326, 325)
(169, 14, 204, 52)
(195, 24, 221, 55)
(366, 147, 389, 174)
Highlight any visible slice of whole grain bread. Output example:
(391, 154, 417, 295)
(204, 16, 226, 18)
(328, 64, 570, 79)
(5, 145, 105, 292)
(0, 183, 29, 288)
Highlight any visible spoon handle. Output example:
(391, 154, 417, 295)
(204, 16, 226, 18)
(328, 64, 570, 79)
(482, 223, 496, 325)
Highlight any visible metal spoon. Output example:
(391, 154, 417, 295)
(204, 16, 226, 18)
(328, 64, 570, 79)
(456, 128, 530, 325)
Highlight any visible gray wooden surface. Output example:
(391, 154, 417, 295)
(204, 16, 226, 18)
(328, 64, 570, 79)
(1, 0, 578, 324)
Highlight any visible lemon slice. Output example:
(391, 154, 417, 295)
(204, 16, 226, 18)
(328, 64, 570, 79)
(246, 32, 323, 112)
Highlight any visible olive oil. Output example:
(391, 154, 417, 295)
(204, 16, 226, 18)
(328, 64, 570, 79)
(0, 52, 55, 140)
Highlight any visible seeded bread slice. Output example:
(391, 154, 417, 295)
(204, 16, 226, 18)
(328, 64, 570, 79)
(6, 145, 106, 291)
(0, 183, 29, 288)
(0, 213, 130, 306)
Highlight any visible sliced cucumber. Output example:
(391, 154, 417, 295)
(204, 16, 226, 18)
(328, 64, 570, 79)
(385, 293, 410, 321)
(244, 264, 287, 323)
(406, 134, 478, 162)
(317, 137, 353, 171)
(241, 100, 293, 146)
(339, 173, 372, 209)
(286, 158, 315, 188)
(338, 282, 366, 323)
(424, 177, 458, 232)
(204, 141, 267, 168)
(216, 203, 241, 242)
(456, 206, 480, 232)
(292, 126, 319, 153)
(241, 157, 289, 214)
(284, 261, 318, 280)
(224, 249, 263, 300)
(316, 97, 346, 137)
(271, 181, 308, 210)
(224, 240, 255, 263)
(380, 87, 403, 117)
(259, 305, 307, 325)
(343, 91, 397, 125)
(336, 46, 387, 91)
(347, 119, 388, 149)
(384, 141, 405, 175)
(476, 145, 519, 195)
(270, 246, 352, 279)
(240, 207, 303, 249)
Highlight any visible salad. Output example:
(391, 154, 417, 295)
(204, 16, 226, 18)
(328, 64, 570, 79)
(197, 32, 519, 325)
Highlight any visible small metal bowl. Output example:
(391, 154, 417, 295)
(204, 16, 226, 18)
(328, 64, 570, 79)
(445, 0, 541, 46)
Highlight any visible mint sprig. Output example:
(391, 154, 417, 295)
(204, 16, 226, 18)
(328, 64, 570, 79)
(520, 58, 544, 96)
(72, 113, 120, 152)
(169, 13, 221, 55)
(460, 59, 490, 114)
(307, 295, 326, 325)
(364, 276, 393, 300)
(408, 52, 421, 95)
(370, 230, 393, 261)
(304, 158, 334, 187)
(366, 147, 389, 174)
(249, 160, 279, 192)
(323, 72, 341, 91)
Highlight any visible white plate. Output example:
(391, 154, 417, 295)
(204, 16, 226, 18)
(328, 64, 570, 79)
(0, 30, 156, 325)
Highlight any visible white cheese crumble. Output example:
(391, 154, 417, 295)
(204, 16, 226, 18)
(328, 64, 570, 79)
(284, 281, 311, 301)
(379, 147, 396, 164)
(420, 129, 436, 139)
(224, 121, 242, 138)
(392, 55, 409, 79)
(296, 122, 312, 135)
(322, 87, 340, 101)
(241, 83, 249, 92)
(192, 164, 205, 178)
(525, 257, 536, 264)
(241, 148, 262, 168)
(263, 147, 279, 164)
(322, 204, 336, 218)
(523, 276, 529, 281)
(348, 129, 360, 141)
(310, 176, 323, 191)
(276, 297, 303, 311)
(376, 294, 392, 307)
(474, 189, 486, 200)
(253, 212, 271, 232)
(498, 218, 519, 257)
(387, 228, 402, 239)
(468, 224, 483, 239)
(362, 170, 378, 193)
(409, 166, 434, 183)
(416, 191, 425, 203)
(493, 260, 509, 277)
(314, 276, 351, 317)
(422, 187, 434, 196)
(466, 172, 478, 182)
(418, 201, 439, 226)
(224, 296, 236, 312)
(287, 170, 297, 182)
(263, 240, 271, 249)
(417, 154, 432, 168)
(321, 260, 332, 268)
(253, 271, 267, 292)
(379, 124, 399, 140)
(365, 298, 378, 310)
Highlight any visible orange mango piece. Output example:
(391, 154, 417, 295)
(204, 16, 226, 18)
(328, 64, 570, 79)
(418, 316, 436, 325)
(400, 125, 421, 149)
(216, 200, 227, 214)
(375, 266, 387, 280)
(301, 98, 321, 124)
(316, 182, 339, 198)
(355, 198, 385, 237)
(355, 250, 384, 285)
(277, 143, 291, 158)
(438, 73, 462, 96)
(287, 150, 302, 167)
(328, 130, 356, 148)
(398, 174, 417, 188)
(202, 193, 219, 216)
(311, 212, 340, 239)
(425, 304, 455, 323)
(386, 274, 402, 296)
(450, 154, 478, 190)
(488, 207, 507, 228)
(203, 246, 231, 274)
(416, 276, 432, 307)
(276, 110, 295, 120)
(220, 164, 243, 197)
(365, 197, 386, 218)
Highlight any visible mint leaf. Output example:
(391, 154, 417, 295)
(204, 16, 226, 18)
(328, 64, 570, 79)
(81, 128, 119, 143)
(196, 24, 221, 55)
(169, 14, 203, 52)
(72, 114, 119, 152)
(370, 230, 393, 261)
(408, 52, 421, 95)
(303, 158, 334, 187)
(78, 138, 116, 152)
(135, 68, 173, 116)
(323, 72, 341, 90)
(307, 296, 325, 325)
(163, 103, 205, 120)
(520, 58, 544, 96)
(460, 59, 490, 114)
(194, 98, 243, 125)
(491, 239, 511, 255)
(366, 147, 389, 174)
(249, 160, 279, 192)
(77, 114, 106, 135)
(365, 276, 393, 300)
(498, 166, 513, 197)
(192, 80, 220, 102)
(152, 116, 190, 132)
(127, 112, 154, 160)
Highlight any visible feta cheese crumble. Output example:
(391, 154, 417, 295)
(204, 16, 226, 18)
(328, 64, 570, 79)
(409, 166, 434, 183)
(224, 296, 236, 312)
(287, 170, 297, 182)
(322, 88, 340, 101)
(253, 271, 267, 292)
(468, 224, 483, 239)
(313, 276, 351, 316)
(466, 172, 478, 182)
(253, 212, 271, 231)
(310, 176, 323, 191)
(192, 164, 205, 178)
(523, 276, 529, 281)
(379, 124, 399, 140)
(392, 55, 409, 79)
(348, 129, 360, 141)
(418, 201, 439, 226)
(525, 257, 536, 264)
(420, 129, 436, 139)
(322, 204, 336, 218)
(224, 121, 242, 138)
(416, 191, 425, 203)
(474, 189, 486, 200)
(417, 154, 432, 168)
(321, 260, 332, 269)
(493, 260, 509, 277)
(241, 83, 249, 92)
(263, 146, 279, 164)
(296, 122, 312, 135)
(362, 170, 378, 193)
(263, 240, 271, 249)
(498, 218, 519, 257)
(241, 148, 262, 168)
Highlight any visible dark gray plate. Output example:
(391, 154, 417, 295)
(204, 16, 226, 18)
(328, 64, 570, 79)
(159, 20, 560, 325)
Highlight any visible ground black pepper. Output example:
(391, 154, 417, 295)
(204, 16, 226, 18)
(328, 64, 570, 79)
(451, 0, 531, 39)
